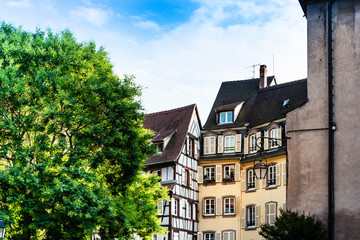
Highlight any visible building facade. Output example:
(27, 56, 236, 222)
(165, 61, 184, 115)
(198, 66, 307, 240)
(143, 104, 202, 240)
(287, 1, 360, 239)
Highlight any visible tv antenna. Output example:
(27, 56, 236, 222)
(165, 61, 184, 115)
(245, 64, 260, 79)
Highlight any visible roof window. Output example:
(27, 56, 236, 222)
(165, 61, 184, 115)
(220, 111, 233, 124)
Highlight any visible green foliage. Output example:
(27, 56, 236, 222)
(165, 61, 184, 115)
(0, 22, 166, 240)
(259, 209, 328, 240)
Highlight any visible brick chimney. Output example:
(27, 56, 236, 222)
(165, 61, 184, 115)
(259, 64, 267, 89)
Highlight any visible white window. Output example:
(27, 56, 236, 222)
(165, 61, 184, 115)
(204, 198, 215, 216)
(270, 129, 278, 148)
(266, 202, 277, 225)
(223, 165, 235, 181)
(204, 233, 215, 240)
(204, 166, 215, 181)
(247, 169, 255, 190)
(186, 201, 191, 219)
(268, 165, 276, 186)
(249, 134, 257, 153)
(219, 111, 233, 124)
(247, 205, 255, 227)
(161, 167, 174, 181)
(222, 231, 235, 240)
(173, 199, 178, 216)
(224, 135, 235, 152)
(224, 197, 235, 215)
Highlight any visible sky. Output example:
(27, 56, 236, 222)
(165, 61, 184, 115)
(0, 0, 307, 124)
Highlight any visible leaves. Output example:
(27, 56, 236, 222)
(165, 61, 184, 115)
(0, 22, 163, 240)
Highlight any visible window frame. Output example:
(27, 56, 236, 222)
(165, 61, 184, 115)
(224, 135, 235, 153)
(269, 128, 278, 148)
(267, 164, 277, 187)
(223, 197, 236, 215)
(204, 166, 215, 184)
(246, 205, 256, 228)
(203, 232, 215, 240)
(219, 111, 233, 124)
(222, 230, 235, 240)
(189, 137, 195, 157)
(265, 202, 277, 226)
(249, 134, 257, 153)
(173, 199, 178, 216)
(203, 198, 216, 216)
(223, 165, 235, 183)
(247, 169, 255, 190)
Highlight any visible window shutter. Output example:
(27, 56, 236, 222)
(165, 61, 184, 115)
(216, 165, 222, 183)
(182, 168, 186, 186)
(277, 127, 282, 147)
(255, 178, 260, 189)
(282, 202, 287, 211)
(265, 203, 270, 224)
(244, 136, 248, 154)
(241, 207, 246, 228)
(276, 163, 281, 186)
(215, 232, 221, 240)
(235, 163, 241, 181)
(197, 233, 203, 240)
(230, 231, 235, 240)
(216, 197, 222, 215)
(194, 140, 198, 159)
(264, 130, 269, 150)
(255, 205, 260, 227)
(218, 135, 224, 153)
(157, 199, 163, 215)
(162, 167, 168, 181)
(198, 166, 203, 184)
(282, 162, 286, 185)
(235, 134, 242, 152)
(210, 136, 216, 154)
(204, 137, 209, 155)
(270, 203, 276, 225)
(186, 136, 190, 155)
(241, 170, 246, 191)
(171, 198, 175, 215)
(256, 131, 262, 151)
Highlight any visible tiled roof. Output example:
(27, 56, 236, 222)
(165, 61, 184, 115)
(143, 104, 197, 165)
(203, 78, 308, 130)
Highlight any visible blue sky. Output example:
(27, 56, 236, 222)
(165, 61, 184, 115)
(0, 0, 307, 123)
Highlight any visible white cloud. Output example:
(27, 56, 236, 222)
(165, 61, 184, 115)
(6, 0, 32, 8)
(132, 20, 161, 31)
(70, 6, 112, 27)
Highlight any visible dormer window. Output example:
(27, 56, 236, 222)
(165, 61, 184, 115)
(220, 111, 233, 124)
(154, 143, 163, 154)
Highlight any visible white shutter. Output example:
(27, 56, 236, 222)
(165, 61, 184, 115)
(270, 203, 276, 225)
(256, 131, 261, 151)
(216, 165, 222, 183)
(235, 163, 241, 181)
(157, 199, 163, 215)
(182, 168, 186, 186)
(194, 140, 198, 159)
(277, 127, 282, 147)
(171, 198, 175, 215)
(235, 134, 242, 152)
(265, 203, 270, 224)
(255, 205, 260, 227)
(210, 136, 216, 154)
(186, 136, 190, 155)
(241, 170, 246, 191)
(204, 137, 209, 155)
(162, 167, 168, 181)
(216, 197, 222, 215)
(218, 135, 223, 153)
(215, 232, 221, 240)
(244, 136, 249, 154)
(282, 162, 286, 185)
(198, 166, 203, 184)
(276, 163, 281, 186)
(264, 130, 269, 150)
(241, 207, 246, 228)
(197, 233, 203, 240)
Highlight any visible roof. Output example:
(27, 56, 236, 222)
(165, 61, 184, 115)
(143, 104, 199, 165)
(203, 78, 308, 130)
(298, 0, 329, 16)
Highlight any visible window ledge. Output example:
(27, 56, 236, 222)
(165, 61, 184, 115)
(245, 227, 257, 231)
(202, 215, 216, 219)
(246, 189, 256, 193)
(223, 214, 236, 218)
(266, 185, 278, 190)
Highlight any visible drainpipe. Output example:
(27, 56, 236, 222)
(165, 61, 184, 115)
(327, 1, 335, 240)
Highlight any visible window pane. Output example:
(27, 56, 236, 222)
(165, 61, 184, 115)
(220, 113, 226, 123)
(227, 112, 233, 122)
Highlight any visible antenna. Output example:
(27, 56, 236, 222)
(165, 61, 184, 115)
(244, 64, 260, 78)
(273, 53, 275, 75)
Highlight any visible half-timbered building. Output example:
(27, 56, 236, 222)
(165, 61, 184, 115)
(143, 104, 202, 240)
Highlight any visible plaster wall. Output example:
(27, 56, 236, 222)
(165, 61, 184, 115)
(288, 1, 360, 238)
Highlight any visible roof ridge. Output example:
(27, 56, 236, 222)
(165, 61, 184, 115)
(222, 75, 275, 84)
(259, 78, 307, 92)
(146, 104, 195, 117)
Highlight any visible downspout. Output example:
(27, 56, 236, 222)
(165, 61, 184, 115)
(327, 1, 335, 240)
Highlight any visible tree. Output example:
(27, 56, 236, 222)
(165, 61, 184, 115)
(259, 209, 328, 240)
(0, 22, 168, 240)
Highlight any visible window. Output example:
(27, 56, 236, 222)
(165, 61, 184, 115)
(161, 167, 174, 182)
(247, 205, 255, 228)
(189, 138, 195, 157)
(247, 169, 255, 190)
(204, 166, 215, 182)
(173, 199, 178, 216)
(204, 233, 215, 240)
(222, 231, 235, 240)
(186, 201, 191, 219)
(204, 136, 216, 155)
(265, 202, 277, 225)
(268, 165, 276, 186)
(223, 165, 235, 182)
(270, 129, 278, 148)
(224, 197, 235, 215)
(249, 134, 257, 153)
(185, 169, 190, 187)
(204, 198, 215, 216)
(219, 111, 233, 124)
(224, 135, 235, 152)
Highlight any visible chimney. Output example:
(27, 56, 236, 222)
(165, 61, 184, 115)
(259, 64, 267, 89)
